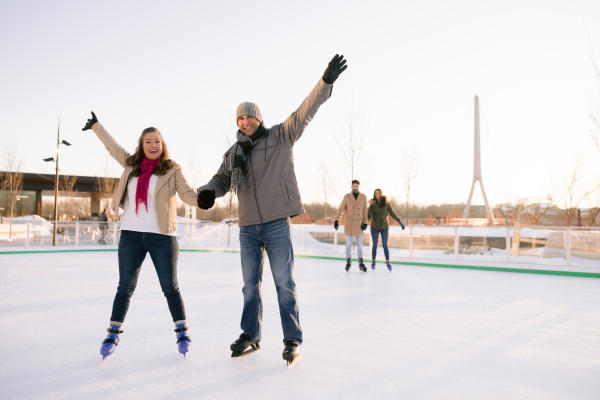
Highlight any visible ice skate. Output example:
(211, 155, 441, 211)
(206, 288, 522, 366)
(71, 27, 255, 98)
(358, 258, 367, 272)
(174, 320, 191, 357)
(345, 258, 351, 271)
(230, 333, 260, 357)
(100, 322, 123, 360)
(282, 339, 300, 367)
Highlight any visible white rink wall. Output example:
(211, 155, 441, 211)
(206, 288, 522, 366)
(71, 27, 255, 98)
(1, 216, 599, 271)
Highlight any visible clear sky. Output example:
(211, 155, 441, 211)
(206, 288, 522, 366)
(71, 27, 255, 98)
(2, 0, 600, 208)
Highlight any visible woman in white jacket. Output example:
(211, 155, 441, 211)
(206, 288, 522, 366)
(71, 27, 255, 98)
(83, 111, 199, 359)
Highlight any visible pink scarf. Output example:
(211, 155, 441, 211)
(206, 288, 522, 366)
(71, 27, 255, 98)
(135, 158, 160, 214)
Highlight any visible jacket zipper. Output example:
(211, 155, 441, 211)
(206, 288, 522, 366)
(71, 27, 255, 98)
(249, 152, 264, 224)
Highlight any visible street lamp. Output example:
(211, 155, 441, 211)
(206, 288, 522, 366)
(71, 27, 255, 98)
(43, 121, 72, 246)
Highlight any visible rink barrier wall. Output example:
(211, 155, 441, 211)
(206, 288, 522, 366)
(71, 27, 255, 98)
(1, 247, 599, 279)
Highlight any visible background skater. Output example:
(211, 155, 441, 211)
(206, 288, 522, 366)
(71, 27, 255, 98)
(334, 180, 368, 272)
(368, 188, 405, 270)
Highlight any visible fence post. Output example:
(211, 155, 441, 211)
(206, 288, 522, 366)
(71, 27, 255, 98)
(302, 225, 306, 252)
(334, 230, 338, 253)
(75, 222, 79, 246)
(483, 228, 487, 250)
(565, 228, 572, 266)
(409, 224, 414, 257)
(184, 221, 189, 247)
(505, 227, 511, 262)
(454, 226, 459, 260)
(26, 223, 30, 247)
(227, 223, 231, 248)
(217, 224, 222, 248)
(112, 222, 117, 246)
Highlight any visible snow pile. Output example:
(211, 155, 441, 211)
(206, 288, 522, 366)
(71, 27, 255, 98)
(0, 215, 52, 240)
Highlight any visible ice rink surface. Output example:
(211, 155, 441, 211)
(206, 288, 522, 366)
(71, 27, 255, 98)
(1, 251, 599, 399)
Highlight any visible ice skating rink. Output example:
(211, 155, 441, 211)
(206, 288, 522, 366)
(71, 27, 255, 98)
(1, 251, 599, 399)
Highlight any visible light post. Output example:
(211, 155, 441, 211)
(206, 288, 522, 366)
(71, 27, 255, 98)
(43, 121, 71, 246)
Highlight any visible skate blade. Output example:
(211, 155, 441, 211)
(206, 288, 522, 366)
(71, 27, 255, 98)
(285, 356, 299, 368)
(231, 346, 259, 358)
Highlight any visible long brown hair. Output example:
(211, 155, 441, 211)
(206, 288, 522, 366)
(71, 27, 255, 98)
(126, 127, 174, 176)
(371, 188, 387, 206)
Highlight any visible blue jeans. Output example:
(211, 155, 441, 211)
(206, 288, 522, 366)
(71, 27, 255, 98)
(345, 235, 364, 259)
(110, 230, 186, 322)
(370, 228, 390, 261)
(239, 217, 302, 343)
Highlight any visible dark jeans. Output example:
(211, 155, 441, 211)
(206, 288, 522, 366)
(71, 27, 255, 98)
(110, 230, 186, 322)
(370, 228, 390, 261)
(239, 217, 302, 343)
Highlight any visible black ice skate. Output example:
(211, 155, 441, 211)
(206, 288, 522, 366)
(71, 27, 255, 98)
(282, 339, 300, 367)
(230, 333, 260, 357)
(358, 258, 367, 272)
(345, 258, 351, 271)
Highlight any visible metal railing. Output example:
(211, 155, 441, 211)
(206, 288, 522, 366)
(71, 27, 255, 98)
(1, 220, 599, 267)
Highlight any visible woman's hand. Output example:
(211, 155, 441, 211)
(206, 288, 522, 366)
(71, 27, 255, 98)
(82, 111, 98, 131)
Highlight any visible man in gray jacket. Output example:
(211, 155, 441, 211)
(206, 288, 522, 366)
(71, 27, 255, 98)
(197, 54, 347, 365)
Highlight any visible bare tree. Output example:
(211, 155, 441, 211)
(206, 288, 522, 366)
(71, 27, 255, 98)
(59, 175, 78, 220)
(337, 108, 366, 184)
(318, 159, 337, 220)
(496, 200, 528, 225)
(95, 175, 118, 215)
(592, 104, 600, 152)
(590, 38, 600, 153)
(398, 149, 422, 223)
(558, 159, 600, 225)
(0, 148, 24, 240)
(94, 156, 120, 216)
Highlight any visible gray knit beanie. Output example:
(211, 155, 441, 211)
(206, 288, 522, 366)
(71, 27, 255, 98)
(236, 102, 263, 124)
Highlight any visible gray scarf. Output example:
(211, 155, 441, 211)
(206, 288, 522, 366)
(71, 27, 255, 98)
(224, 125, 267, 193)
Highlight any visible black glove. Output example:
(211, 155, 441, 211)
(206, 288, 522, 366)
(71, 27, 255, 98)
(322, 54, 348, 84)
(82, 111, 98, 131)
(398, 219, 405, 230)
(197, 189, 215, 210)
(360, 223, 367, 231)
(334, 220, 339, 230)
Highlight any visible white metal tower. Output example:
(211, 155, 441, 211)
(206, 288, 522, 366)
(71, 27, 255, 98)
(463, 95, 494, 224)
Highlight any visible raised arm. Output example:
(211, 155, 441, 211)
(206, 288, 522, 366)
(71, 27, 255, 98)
(82, 111, 130, 168)
(277, 54, 347, 145)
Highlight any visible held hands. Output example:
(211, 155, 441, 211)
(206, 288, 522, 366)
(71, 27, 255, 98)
(82, 111, 98, 131)
(334, 220, 339, 230)
(197, 189, 215, 210)
(360, 223, 367, 231)
(322, 54, 348, 84)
